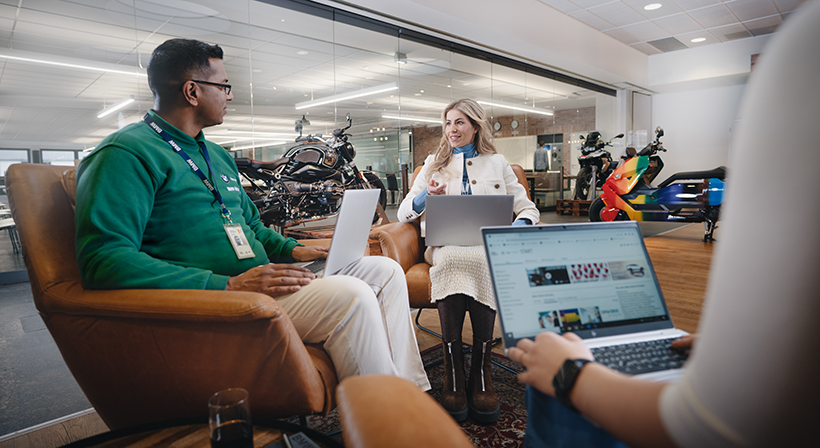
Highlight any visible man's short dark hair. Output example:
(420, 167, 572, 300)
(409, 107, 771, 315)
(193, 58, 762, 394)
(147, 38, 224, 100)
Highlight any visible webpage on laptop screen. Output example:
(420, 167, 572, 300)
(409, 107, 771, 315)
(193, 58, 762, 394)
(485, 227, 669, 341)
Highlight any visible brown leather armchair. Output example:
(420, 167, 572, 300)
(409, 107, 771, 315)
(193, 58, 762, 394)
(337, 375, 473, 448)
(5, 163, 338, 430)
(370, 164, 533, 336)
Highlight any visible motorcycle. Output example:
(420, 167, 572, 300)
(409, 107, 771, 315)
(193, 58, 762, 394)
(574, 131, 624, 200)
(589, 127, 726, 242)
(235, 114, 387, 230)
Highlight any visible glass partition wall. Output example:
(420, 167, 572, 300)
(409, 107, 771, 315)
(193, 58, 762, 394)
(0, 0, 616, 206)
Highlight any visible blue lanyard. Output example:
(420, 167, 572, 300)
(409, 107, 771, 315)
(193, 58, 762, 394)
(143, 114, 232, 223)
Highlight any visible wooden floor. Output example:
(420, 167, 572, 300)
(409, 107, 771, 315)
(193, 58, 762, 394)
(0, 223, 713, 448)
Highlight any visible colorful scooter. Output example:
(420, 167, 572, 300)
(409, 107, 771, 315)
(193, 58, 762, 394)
(589, 127, 726, 242)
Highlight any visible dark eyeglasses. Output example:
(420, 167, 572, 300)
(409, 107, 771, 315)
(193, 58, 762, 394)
(191, 80, 232, 95)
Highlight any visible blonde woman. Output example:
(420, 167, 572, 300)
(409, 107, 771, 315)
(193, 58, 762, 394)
(398, 99, 539, 423)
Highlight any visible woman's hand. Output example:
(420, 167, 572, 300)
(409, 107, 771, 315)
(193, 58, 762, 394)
(426, 178, 447, 195)
(291, 245, 329, 262)
(507, 331, 594, 396)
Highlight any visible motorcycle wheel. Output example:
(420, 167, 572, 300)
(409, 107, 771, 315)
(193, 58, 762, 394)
(589, 197, 605, 222)
(589, 197, 629, 222)
(574, 167, 591, 200)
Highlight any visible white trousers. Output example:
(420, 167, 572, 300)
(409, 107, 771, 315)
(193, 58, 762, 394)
(276, 256, 430, 390)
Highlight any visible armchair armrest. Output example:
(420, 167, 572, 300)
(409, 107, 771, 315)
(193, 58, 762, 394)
(370, 222, 423, 272)
(42, 238, 328, 322)
(41, 284, 283, 322)
(337, 375, 473, 448)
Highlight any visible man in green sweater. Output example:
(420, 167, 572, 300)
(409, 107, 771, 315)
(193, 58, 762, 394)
(75, 38, 429, 390)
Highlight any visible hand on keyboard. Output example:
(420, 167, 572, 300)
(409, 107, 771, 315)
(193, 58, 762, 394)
(670, 334, 697, 355)
(292, 245, 329, 261)
(590, 338, 689, 375)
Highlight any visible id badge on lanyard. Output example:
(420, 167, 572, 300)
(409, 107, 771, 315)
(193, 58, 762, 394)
(144, 114, 255, 259)
(224, 223, 254, 259)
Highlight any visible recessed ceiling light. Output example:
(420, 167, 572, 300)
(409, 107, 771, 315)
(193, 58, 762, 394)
(296, 50, 309, 55)
(644, 3, 662, 11)
(691, 37, 706, 43)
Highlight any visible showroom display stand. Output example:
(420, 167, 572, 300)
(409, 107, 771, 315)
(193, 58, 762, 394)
(556, 199, 591, 216)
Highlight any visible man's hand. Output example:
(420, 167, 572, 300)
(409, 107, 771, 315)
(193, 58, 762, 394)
(292, 245, 329, 262)
(507, 332, 594, 396)
(426, 178, 447, 195)
(226, 263, 315, 298)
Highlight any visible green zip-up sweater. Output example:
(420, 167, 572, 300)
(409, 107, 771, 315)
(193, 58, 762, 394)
(75, 110, 300, 291)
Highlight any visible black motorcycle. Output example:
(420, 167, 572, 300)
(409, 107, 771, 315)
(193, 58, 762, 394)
(235, 114, 387, 230)
(573, 131, 624, 200)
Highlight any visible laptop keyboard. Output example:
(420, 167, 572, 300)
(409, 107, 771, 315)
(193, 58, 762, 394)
(591, 338, 688, 375)
(304, 259, 326, 274)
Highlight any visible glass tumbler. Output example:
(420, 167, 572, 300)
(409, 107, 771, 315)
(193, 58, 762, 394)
(208, 388, 253, 448)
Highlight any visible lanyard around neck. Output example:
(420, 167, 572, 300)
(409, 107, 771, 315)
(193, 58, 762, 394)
(143, 114, 232, 223)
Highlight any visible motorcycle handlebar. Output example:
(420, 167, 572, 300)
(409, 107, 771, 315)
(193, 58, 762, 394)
(333, 115, 353, 138)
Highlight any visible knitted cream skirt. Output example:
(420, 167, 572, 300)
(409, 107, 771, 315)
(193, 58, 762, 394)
(424, 245, 496, 310)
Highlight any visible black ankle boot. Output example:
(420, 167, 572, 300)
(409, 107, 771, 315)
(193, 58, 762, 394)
(440, 339, 468, 422)
(468, 337, 500, 424)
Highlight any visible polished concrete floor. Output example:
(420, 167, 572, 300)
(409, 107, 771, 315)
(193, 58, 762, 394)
(0, 203, 687, 438)
(0, 278, 91, 438)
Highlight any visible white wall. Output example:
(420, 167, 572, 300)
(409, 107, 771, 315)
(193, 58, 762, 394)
(648, 35, 772, 177)
(652, 85, 746, 176)
(649, 35, 770, 89)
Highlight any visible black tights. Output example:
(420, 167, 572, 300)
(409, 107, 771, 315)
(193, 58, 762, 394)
(436, 294, 495, 342)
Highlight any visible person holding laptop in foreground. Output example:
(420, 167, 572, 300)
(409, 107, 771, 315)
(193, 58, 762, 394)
(398, 99, 539, 423)
(74, 38, 429, 390)
(507, 2, 820, 446)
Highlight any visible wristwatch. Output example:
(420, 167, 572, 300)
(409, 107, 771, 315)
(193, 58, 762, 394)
(553, 359, 591, 413)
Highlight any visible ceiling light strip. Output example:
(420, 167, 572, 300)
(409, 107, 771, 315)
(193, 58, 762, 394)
(295, 82, 398, 110)
(0, 53, 146, 77)
(209, 131, 297, 137)
(97, 97, 135, 118)
(477, 100, 554, 116)
(381, 114, 440, 124)
(230, 140, 288, 151)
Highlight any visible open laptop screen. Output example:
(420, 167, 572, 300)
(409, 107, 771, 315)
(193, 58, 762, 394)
(482, 222, 675, 347)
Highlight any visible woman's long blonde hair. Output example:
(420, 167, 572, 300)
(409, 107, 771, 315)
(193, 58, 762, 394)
(427, 99, 497, 175)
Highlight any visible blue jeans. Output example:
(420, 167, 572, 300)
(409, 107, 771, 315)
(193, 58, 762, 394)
(524, 386, 629, 448)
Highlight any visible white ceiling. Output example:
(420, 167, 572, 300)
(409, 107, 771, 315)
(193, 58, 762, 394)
(0, 0, 600, 150)
(537, 0, 807, 54)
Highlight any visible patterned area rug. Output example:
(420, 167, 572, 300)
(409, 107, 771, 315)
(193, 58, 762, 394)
(290, 343, 528, 447)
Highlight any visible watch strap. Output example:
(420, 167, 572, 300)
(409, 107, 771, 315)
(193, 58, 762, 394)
(553, 358, 592, 413)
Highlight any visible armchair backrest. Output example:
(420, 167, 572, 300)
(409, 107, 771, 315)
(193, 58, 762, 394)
(6, 163, 81, 316)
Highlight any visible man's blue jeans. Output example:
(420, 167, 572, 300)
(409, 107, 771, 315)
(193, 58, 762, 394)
(524, 386, 629, 448)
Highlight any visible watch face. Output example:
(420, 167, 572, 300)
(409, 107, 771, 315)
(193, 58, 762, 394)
(511, 119, 519, 129)
(493, 121, 502, 131)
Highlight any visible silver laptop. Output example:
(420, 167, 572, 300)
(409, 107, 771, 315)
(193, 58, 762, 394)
(425, 195, 514, 246)
(300, 189, 379, 277)
(482, 221, 689, 381)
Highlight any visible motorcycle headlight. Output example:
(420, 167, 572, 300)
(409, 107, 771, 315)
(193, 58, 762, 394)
(341, 142, 356, 160)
